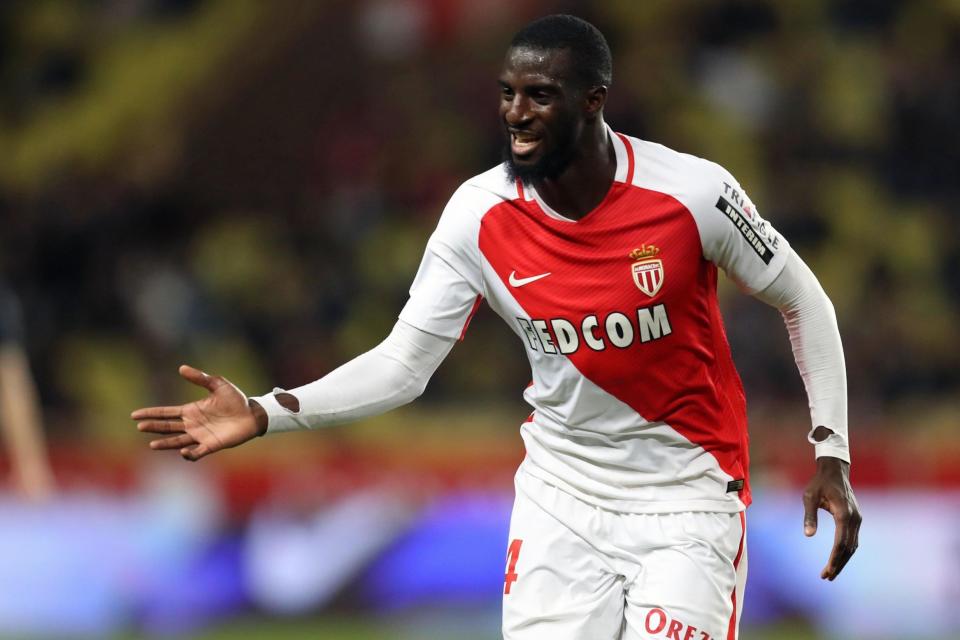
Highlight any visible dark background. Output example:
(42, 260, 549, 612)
(0, 1, 957, 638)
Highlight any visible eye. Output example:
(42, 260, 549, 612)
(533, 93, 551, 105)
(500, 86, 514, 99)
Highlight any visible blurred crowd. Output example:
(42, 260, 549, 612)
(0, 0, 957, 469)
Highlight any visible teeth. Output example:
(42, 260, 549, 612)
(511, 133, 540, 156)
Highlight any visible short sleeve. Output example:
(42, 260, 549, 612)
(398, 185, 485, 340)
(695, 164, 790, 293)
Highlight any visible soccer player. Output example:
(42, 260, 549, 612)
(133, 15, 860, 639)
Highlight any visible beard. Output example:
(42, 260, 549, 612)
(502, 118, 579, 186)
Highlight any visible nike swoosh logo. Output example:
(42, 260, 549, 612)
(509, 271, 551, 287)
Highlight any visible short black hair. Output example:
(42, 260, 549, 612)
(509, 14, 612, 88)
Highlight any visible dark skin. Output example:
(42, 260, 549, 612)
(501, 45, 861, 580)
(500, 46, 615, 219)
(805, 426, 862, 580)
(133, 45, 861, 581)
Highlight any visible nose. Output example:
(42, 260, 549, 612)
(503, 94, 531, 127)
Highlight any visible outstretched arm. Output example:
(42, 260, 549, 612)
(250, 319, 454, 433)
(133, 320, 455, 460)
(754, 250, 862, 580)
(132, 365, 260, 461)
(136, 179, 484, 459)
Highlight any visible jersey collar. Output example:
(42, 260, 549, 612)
(523, 123, 631, 223)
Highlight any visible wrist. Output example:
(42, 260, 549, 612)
(248, 398, 268, 436)
(811, 425, 834, 442)
(810, 425, 850, 464)
(815, 455, 849, 476)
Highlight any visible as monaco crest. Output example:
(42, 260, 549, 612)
(629, 245, 664, 297)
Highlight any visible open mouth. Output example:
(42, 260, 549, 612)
(511, 131, 542, 157)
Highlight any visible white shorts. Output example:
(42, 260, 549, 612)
(502, 472, 747, 640)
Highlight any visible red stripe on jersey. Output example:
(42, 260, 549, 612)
(616, 133, 635, 184)
(727, 511, 746, 640)
(515, 177, 525, 201)
(459, 294, 484, 341)
(478, 179, 751, 504)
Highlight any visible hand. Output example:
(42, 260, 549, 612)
(803, 455, 862, 580)
(132, 365, 262, 461)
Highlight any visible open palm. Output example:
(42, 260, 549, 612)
(132, 365, 259, 461)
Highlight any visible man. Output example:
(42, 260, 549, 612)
(133, 15, 860, 639)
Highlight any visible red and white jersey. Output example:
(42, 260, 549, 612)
(399, 127, 789, 513)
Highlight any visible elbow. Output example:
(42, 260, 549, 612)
(392, 370, 430, 406)
(409, 377, 430, 402)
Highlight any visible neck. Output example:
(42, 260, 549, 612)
(533, 118, 616, 220)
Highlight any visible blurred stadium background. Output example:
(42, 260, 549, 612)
(1, 0, 958, 638)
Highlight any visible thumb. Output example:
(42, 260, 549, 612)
(178, 364, 223, 392)
(803, 488, 819, 537)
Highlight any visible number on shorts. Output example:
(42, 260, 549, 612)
(504, 538, 523, 595)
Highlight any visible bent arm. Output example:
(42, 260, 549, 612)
(250, 319, 456, 434)
(753, 249, 849, 462)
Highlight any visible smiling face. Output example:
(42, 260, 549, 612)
(499, 46, 587, 185)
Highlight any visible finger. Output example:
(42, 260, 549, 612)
(149, 433, 196, 450)
(802, 488, 819, 536)
(821, 502, 859, 580)
(178, 365, 227, 393)
(131, 406, 182, 420)
(850, 509, 862, 551)
(828, 545, 854, 580)
(180, 442, 211, 462)
(136, 419, 185, 434)
(829, 509, 862, 580)
(821, 512, 846, 580)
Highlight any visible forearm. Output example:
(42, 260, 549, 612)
(250, 320, 455, 433)
(0, 345, 54, 488)
(754, 250, 850, 462)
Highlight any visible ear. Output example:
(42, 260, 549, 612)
(583, 85, 607, 119)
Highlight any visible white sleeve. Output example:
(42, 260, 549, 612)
(250, 319, 455, 433)
(695, 163, 790, 293)
(398, 184, 485, 340)
(753, 249, 850, 462)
